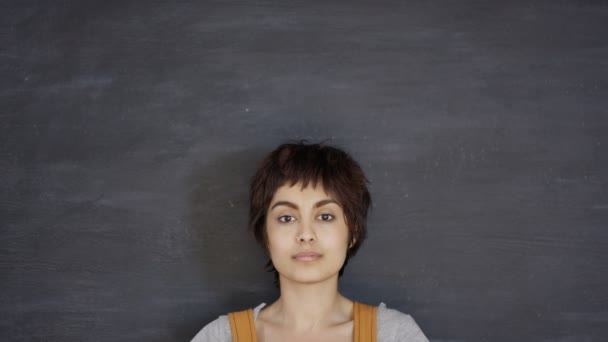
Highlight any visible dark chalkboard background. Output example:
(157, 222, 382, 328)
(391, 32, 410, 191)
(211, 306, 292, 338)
(2, 1, 607, 341)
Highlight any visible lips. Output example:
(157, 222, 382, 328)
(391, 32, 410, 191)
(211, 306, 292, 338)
(293, 251, 322, 261)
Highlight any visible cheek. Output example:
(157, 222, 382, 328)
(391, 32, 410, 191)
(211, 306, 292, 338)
(266, 228, 291, 255)
(324, 228, 351, 253)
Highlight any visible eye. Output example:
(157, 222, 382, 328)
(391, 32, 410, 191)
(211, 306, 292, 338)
(318, 213, 334, 221)
(278, 215, 295, 223)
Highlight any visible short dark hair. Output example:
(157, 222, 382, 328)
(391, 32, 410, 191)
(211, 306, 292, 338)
(249, 141, 371, 283)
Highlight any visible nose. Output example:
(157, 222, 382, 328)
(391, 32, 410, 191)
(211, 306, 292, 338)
(296, 220, 316, 243)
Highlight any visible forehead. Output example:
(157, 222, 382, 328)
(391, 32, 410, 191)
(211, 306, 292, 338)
(271, 181, 334, 202)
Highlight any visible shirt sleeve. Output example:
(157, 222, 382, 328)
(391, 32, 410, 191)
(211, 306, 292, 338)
(190, 315, 232, 342)
(377, 303, 429, 342)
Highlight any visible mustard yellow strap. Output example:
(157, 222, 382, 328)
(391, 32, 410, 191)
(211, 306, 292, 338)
(228, 308, 258, 342)
(354, 302, 378, 342)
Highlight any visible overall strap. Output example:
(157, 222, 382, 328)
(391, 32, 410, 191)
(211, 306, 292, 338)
(228, 308, 258, 342)
(353, 302, 378, 342)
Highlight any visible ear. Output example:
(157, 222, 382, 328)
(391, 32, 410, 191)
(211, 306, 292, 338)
(349, 237, 356, 249)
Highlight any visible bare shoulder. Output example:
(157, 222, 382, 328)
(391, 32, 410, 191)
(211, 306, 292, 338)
(377, 303, 429, 342)
(190, 315, 231, 342)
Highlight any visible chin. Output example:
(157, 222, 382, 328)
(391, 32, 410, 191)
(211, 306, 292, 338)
(280, 270, 340, 285)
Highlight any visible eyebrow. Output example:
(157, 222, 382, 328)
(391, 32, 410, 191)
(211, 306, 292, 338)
(270, 199, 339, 211)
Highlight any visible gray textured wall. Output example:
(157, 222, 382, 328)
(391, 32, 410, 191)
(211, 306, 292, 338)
(1, 1, 607, 341)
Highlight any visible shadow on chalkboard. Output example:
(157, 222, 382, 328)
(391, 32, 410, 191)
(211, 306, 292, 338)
(175, 147, 278, 340)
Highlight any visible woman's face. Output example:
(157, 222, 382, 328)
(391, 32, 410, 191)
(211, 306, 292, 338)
(265, 181, 351, 285)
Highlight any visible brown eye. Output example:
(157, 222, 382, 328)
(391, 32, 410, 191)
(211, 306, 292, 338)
(318, 214, 334, 221)
(279, 215, 295, 223)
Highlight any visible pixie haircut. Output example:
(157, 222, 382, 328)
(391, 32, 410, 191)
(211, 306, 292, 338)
(249, 141, 371, 282)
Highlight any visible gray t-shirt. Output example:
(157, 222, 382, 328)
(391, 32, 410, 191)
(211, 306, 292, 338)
(191, 302, 429, 342)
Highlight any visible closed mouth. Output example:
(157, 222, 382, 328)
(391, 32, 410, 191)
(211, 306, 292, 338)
(293, 252, 322, 261)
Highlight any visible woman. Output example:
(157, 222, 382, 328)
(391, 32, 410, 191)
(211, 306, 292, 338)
(191, 142, 428, 342)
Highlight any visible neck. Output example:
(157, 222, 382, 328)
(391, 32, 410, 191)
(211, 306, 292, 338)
(272, 275, 352, 332)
